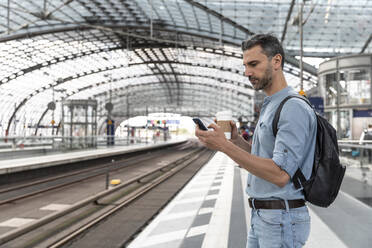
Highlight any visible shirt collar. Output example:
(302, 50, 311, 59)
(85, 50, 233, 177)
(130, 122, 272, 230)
(263, 86, 295, 105)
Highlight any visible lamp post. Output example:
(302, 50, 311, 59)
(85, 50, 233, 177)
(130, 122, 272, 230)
(51, 85, 55, 135)
(104, 73, 114, 146)
(299, 0, 304, 91)
(292, 0, 306, 92)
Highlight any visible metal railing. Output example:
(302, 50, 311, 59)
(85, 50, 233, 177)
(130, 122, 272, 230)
(0, 135, 165, 151)
(338, 140, 372, 167)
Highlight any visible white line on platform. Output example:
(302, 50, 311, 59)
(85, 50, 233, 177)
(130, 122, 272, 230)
(200, 173, 217, 176)
(205, 194, 219, 201)
(201, 153, 235, 248)
(210, 186, 221, 190)
(213, 179, 224, 183)
(198, 207, 214, 215)
(140, 229, 187, 247)
(176, 197, 205, 204)
(185, 188, 210, 193)
(190, 182, 214, 188)
(160, 210, 199, 221)
(127, 152, 216, 248)
(186, 224, 209, 237)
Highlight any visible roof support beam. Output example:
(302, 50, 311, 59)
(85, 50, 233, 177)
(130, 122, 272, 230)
(183, 0, 254, 36)
(34, 108, 49, 135)
(106, 91, 246, 116)
(159, 49, 181, 105)
(7, 55, 317, 134)
(108, 94, 239, 118)
(182, 1, 316, 76)
(7, 0, 10, 34)
(7, 50, 319, 134)
(93, 81, 252, 99)
(360, 34, 372, 54)
(0, 49, 240, 85)
(36, 80, 253, 130)
(286, 50, 341, 58)
(281, 0, 296, 44)
(0, 23, 317, 76)
(3, 0, 74, 36)
(134, 49, 174, 103)
(25, 63, 251, 135)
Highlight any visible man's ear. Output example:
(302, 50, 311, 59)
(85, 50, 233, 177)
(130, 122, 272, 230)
(272, 54, 282, 70)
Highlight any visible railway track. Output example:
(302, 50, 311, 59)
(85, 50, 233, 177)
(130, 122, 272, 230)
(0, 144, 215, 248)
(0, 141, 195, 205)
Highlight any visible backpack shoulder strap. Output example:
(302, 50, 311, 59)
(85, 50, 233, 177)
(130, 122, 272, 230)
(272, 95, 314, 189)
(272, 95, 312, 137)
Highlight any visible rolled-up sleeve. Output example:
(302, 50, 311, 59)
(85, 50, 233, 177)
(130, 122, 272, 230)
(272, 99, 314, 178)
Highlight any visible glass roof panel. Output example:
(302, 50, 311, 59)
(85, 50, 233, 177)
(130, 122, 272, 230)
(0, 0, 370, 135)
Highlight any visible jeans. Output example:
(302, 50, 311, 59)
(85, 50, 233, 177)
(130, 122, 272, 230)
(246, 204, 310, 248)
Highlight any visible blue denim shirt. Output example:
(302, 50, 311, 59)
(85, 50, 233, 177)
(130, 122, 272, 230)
(246, 86, 317, 200)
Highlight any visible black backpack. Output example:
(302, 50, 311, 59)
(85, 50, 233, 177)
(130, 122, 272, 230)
(272, 95, 346, 207)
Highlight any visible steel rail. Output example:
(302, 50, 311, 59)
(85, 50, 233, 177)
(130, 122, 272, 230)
(0, 147, 206, 245)
(48, 148, 211, 248)
(0, 142, 192, 205)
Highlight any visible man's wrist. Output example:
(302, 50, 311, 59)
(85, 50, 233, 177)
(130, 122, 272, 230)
(221, 139, 235, 154)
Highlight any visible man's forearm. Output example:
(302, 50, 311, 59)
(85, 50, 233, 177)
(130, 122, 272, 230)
(221, 141, 289, 187)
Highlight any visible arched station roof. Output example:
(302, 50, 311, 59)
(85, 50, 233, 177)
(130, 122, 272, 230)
(0, 0, 370, 135)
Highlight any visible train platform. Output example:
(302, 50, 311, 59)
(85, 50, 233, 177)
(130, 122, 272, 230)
(128, 152, 372, 248)
(0, 138, 187, 175)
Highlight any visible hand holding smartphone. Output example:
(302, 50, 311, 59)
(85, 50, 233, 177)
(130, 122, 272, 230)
(192, 118, 208, 131)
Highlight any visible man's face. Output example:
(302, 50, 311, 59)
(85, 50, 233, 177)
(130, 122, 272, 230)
(243, 45, 273, 91)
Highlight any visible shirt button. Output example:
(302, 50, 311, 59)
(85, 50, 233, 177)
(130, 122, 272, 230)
(247, 184, 251, 187)
(284, 149, 288, 153)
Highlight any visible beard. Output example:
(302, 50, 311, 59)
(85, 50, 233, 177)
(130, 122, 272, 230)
(249, 65, 273, 91)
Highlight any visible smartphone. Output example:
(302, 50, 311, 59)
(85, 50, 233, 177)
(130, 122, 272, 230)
(192, 118, 208, 131)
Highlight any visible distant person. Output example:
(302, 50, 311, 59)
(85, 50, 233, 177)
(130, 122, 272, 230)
(195, 34, 316, 248)
(239, 126, 249, 141)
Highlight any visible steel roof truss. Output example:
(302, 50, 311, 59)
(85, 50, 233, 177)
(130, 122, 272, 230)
(281, 0, 296, 43)
(361, 34, 372, 54)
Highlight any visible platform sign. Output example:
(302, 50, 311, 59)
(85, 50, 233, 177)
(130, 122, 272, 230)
(166, 120, 180, 124)
(353, 109, 372, 117)
(106, 119, 115, 145)
(308, 97, 324, 115)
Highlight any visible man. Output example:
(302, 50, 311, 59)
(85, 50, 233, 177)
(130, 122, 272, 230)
(195, 34, 316, 248)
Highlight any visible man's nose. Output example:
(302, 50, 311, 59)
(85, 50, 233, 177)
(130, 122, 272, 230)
(244, 68, 253, 77)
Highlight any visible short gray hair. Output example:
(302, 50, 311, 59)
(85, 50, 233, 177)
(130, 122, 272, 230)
(241, 34, 285, 69)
